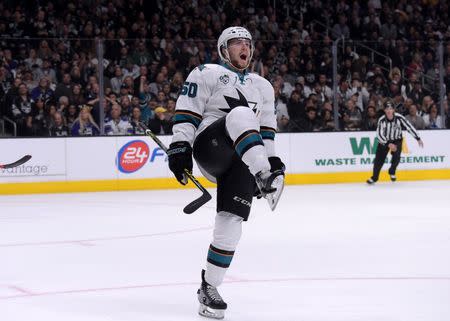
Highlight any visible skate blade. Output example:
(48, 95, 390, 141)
(266, 175, 285, 211)
(198, 304, 225, 319)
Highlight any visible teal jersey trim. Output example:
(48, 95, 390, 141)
(235, 133, 263, 156)
(220, 62, 249, 84)
(207, 249, 233, 266)
(261, 130, 275, 140)
(173, 113, 202, 128)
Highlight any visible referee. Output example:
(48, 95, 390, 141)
(367, 100, 424, 184)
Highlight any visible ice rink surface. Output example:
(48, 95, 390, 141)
(1, 180, 450, 321)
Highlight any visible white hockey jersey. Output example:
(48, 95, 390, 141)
(172, 64, 277, 156)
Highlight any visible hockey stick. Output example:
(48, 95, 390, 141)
(138, 122, 211, 214)
(0, 155, 32, 169)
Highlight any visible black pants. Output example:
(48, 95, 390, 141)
(193, 117, 255, 221)
(371, 139, 402, 181)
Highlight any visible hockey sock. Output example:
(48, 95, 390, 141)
(205, 211, 242, 287)
(207, 244, 235, 268)
(206, 244, 235, 286)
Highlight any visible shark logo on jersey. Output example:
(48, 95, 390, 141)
(221, 89, 257, 113)
(219, 74, 230, 84)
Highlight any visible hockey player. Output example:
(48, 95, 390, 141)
(167, 26, 285, 319)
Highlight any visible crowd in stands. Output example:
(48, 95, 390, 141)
(1, 0, 450, 137)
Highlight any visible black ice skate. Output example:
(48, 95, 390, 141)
(389, 174, 397, 182)
(197, 270, 227, 319)
(255, 169, 285, 211)
(366, 178, 376, 185)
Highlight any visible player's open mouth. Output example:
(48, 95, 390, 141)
(240, 54, 247, 60)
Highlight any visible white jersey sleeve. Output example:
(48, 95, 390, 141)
(172, 66, 211, 145)
(258, 78, 277, 157)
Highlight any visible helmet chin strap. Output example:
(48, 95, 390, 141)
(223, 48, 251, 72)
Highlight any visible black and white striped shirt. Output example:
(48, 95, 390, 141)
(376, 112, 420, 145)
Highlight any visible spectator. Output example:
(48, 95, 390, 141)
(274, 83, 289, 131)
(122, 59, 140, 80)
(138, 75, 154, 122)
(129, 106, 145, 135)
(419, 96, 434, 117)
(320, 109, 335, 132)
(110, 66, 124, 95)
(155, 90, 167, 107)
(370, 74, 388, 97)
(405, 104, 426, 130)
(70, 84, 86, 107)
(70, 66, 84, 87)
(274, 73, 294, 98)
(343, 99, 362, 130)
(287, 90, 304, 122)
(402, 98, 414, 116)
(165, 98, 176, 120)
(29, 97, 49, 136)
(250, 49, 265, 77)
(335, 79, 350, 103)
(71, 106, 100, 136)
(349, 78, 370, 111)
(65, 104, 79, 130)
(119, 95, 133, 116)
(401, 73, 418, 101)
(22, 70, 37, 91)
(388, 67, 402, 86)
(34, 59, 57, 84)
(291, 107, 320, 132)
(148, 106, 173, 134)
(362, 104, 378, 131)
(316, 74, 333, 101)
(10, 83, 33, 136)
(423, 104, 445, 129)
(380, 14, 397, 40)
(130, 96, 141, 112)
(133, 65, 149, 93)
(3, 49, 18, 71)
(406, 53, 424, 79)
(46, 104, 57, 129)
(30, 77, 54, 103)
(408, 81, 427, 105)
(104, 104, 133, 135)
(57, 96, 70, 114)
(150, 72, 166, 97)
(332, 14, 350, 39)
(24, 48, 43, 70)
(132, 40, 151, 66)
(49, 111, 70, 136)
(121, 76, 135, 96)
(149, 36, 165, 66)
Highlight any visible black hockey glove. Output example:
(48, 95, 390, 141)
(254, 156, 286, 198)
(167, 141, 193, 185)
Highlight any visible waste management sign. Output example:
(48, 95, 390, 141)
(289, 130, 449, 173)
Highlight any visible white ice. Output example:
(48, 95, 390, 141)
(1, 180, 450, 321)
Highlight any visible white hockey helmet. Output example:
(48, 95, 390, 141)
(217, 26, 254, 69)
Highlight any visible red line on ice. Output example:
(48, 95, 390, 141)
(6, 285, 35, 295)
(0, 276, 449, 301)
(0, 226, 213, 248)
